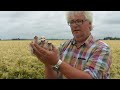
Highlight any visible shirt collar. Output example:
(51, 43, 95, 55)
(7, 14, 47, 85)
(71, 34, 96, 47)
(84, 34, 96, 47)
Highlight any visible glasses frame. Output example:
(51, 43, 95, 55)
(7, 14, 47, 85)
(68, 19, 87, 26)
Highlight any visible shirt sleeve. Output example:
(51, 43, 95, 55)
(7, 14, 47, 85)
(58, 42, 64, 56)
(84, 45, 112, 79)
(58, 40, 71, 58)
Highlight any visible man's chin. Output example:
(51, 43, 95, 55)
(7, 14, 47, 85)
(73, 34, 82, 38)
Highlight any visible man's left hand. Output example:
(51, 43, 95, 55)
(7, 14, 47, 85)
(30, 42, 59, 65)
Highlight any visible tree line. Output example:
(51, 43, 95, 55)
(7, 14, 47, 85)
(0, 37, 120, 40)
(103, 37, 120, 40)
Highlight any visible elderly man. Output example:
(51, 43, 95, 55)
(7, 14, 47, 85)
(30, 11, 112, 79)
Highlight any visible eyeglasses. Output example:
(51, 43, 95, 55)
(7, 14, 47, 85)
(68, 19, 87, 26)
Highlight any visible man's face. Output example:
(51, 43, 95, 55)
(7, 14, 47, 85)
(68, 14, 91, 41)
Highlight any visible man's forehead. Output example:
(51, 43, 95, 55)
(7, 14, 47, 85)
(69, 14, 85, 20)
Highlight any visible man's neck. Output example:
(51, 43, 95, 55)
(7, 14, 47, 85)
(75, 38, 86, 44)
(74, 34, 91, 45)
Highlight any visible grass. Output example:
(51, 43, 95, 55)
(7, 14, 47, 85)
(0, 40, 119, 79)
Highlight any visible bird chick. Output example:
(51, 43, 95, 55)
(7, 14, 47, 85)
(38, 36, 53, 51)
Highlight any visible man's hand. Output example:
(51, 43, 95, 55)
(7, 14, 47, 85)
(30, 42, 59, 65)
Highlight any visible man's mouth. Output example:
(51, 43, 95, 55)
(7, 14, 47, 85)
(73, 30, 80, 32)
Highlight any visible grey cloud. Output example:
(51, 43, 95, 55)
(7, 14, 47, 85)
(92, 24, 120, 39)
(0, 11, 71, 39)
(100, 11, 120, 24)
(0, 11, 120, 40)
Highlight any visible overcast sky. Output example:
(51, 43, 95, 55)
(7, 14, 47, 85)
(0, 11, 120, 40)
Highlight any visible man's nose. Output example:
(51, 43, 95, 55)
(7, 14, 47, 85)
(71, 24, 79, 29)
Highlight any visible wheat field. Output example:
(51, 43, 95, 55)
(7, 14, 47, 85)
(0, 40, 119, 79)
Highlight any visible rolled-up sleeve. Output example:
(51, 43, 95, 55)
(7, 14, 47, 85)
(84, 46, 112, 79)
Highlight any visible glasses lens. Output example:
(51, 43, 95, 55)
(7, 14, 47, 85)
(68, 19, 86, 26)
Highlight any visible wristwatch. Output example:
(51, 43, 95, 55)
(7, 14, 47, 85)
(52, 59, 62, 71)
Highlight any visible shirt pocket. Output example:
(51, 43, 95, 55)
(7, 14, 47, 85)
(76, 57, 88, 70)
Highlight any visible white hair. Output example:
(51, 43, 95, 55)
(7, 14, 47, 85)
(66, 11, 93, 30)
(66, 11, 93, 24)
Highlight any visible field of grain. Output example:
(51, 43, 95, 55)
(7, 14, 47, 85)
(0, 40, 119, 79)
(103, 40, 120, 79)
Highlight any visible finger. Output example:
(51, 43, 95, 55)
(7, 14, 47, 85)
(33, 48, 45, 60)
(32, 44, 49, 61)
(30, 42, 34, 47)
(51, 45, 59, 59)
(30, 41, 48, 63)
(31, 44, 49, 64)
(32, 47, 47, 63)
(34, 43, 49, 55)
(29, 42, 35, 55)
(31, 43, 45, 58)
(52, 45, 58, 53)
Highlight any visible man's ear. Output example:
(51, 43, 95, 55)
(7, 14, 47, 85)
(89, 26, 92, 31)
(89, 22, 93, 31)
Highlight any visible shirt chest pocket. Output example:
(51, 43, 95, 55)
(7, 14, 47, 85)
(75, 57, 88, 70)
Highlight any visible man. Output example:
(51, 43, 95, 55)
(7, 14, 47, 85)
(30, 11, 112, 79)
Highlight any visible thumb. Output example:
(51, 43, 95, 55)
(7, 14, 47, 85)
(52, 45, 58, 53)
